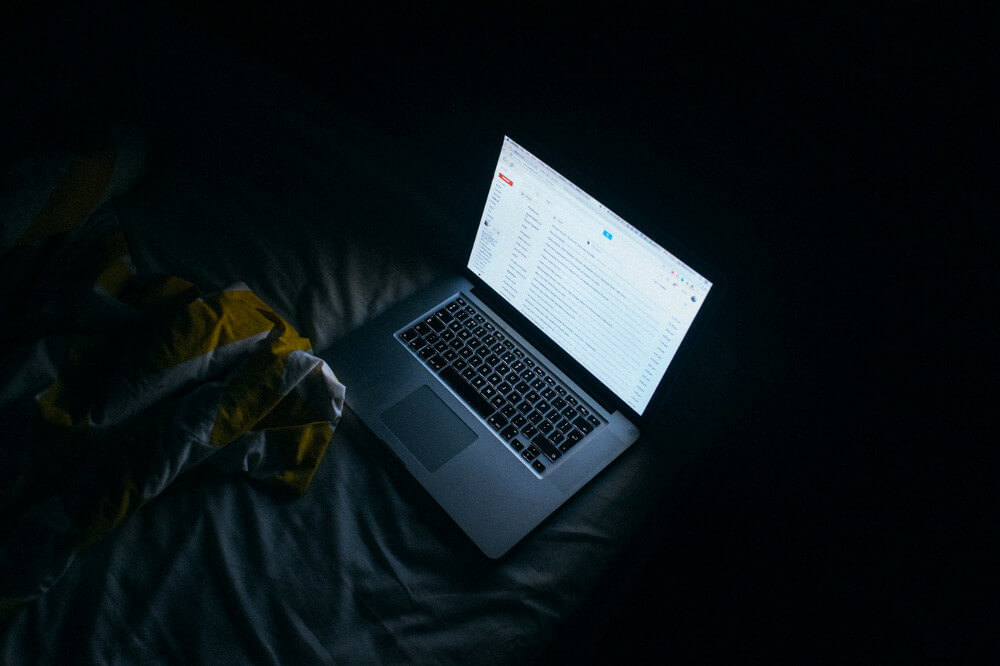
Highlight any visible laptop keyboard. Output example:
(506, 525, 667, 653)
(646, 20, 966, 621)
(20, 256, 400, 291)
(397, 295, 604, 475)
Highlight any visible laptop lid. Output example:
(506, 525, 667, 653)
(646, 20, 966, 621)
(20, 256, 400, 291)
(464, 136, 716, 423)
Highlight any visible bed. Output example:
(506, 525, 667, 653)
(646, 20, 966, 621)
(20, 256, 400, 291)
(1, 4, 739, 663)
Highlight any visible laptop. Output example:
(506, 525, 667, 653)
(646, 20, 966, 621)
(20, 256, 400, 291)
(322, 135, 716, 558)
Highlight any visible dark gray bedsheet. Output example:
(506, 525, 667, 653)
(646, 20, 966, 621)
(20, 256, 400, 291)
(2, 405, 664, 664)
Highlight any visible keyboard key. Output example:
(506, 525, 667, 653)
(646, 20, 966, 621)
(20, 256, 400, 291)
(510, 437, 524, 451)
(536, 399, 550, 413)
(481, 385, 496, 399)
(448, 320, 463, 331)
(487, 372, 503, 385)
(401, 328, 419, 342)
(419, 346, 435, 360)
(435, 308, 453, 323)
(573, 417, 594, 434)
(452, 359, 467, 371)
(490, 394, 506, 409)
(514, 381, 530, 394)
(516, 401, 533, 415)
(461, 367, 477, 381)
(527, 410, 544, 424)
(500, 405, 517, 418)
(587, 415, 601, 427)
(471, 375, 486, 390)
(439, 366, 494, 419)
(521, 423, 538, 438)
(449, 339, 463, 350)
(408, 337, 428, 351)
(496, 382, 512, 395)
(532, 434, 561, 462)
(532, 459, 546, 473)
(531, 379, 545, 391)
(512, 414, 527, 428)
(578, 405, 590, 416)
(488, 413, 508, 430)
(556, 419, 573, 433)
(555, 386, 567, 397)
(565, 395, 578, 406)
(550, 431, 565, 445)
(541, 388, 555, 400)
(552, 397, 566, 410)
(538, 420, 554, 434)
(424, 316, 445, 333)
(562, 406, 578, 420)
(524, 359, 535, 368)
(522, 448, 536, 461)
(501, 425, 519, 440)
(524, 391, 540, 403)
(434, 341, 448, 353)
(566, 429, 583, 444)
(428, 355, 446, 370)
(534, 367, 546, 378)
(414, 322, 431, 336)
(441, 330, 455, 341)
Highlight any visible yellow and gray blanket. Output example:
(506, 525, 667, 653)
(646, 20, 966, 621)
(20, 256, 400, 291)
(0, 149, 344, 618)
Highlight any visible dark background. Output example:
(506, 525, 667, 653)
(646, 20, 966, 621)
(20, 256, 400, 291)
(2, 1, 990, 661)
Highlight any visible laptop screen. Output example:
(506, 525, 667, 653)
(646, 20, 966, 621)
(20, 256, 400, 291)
(468, 136, 712, 416)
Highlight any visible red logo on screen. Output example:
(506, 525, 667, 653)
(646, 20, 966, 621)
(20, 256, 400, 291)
(498, 173, 513, 186)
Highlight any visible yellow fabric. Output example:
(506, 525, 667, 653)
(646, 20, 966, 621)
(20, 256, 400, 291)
(2, 203, 343, 618)
(140, 289, 306, 375)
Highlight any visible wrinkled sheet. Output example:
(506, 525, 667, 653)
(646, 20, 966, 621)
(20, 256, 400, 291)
(0, 205, 345, 620)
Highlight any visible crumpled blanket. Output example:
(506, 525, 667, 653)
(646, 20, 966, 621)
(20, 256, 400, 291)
(0, 202, 345, 619)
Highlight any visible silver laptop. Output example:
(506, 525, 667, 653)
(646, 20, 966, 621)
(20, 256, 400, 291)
(322, 136, 715, 558)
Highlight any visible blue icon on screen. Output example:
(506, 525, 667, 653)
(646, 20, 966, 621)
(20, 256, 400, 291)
(603, 230, 613, 240)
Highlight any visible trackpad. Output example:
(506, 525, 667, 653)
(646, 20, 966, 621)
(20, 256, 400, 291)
(380, 385, 477, 473)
